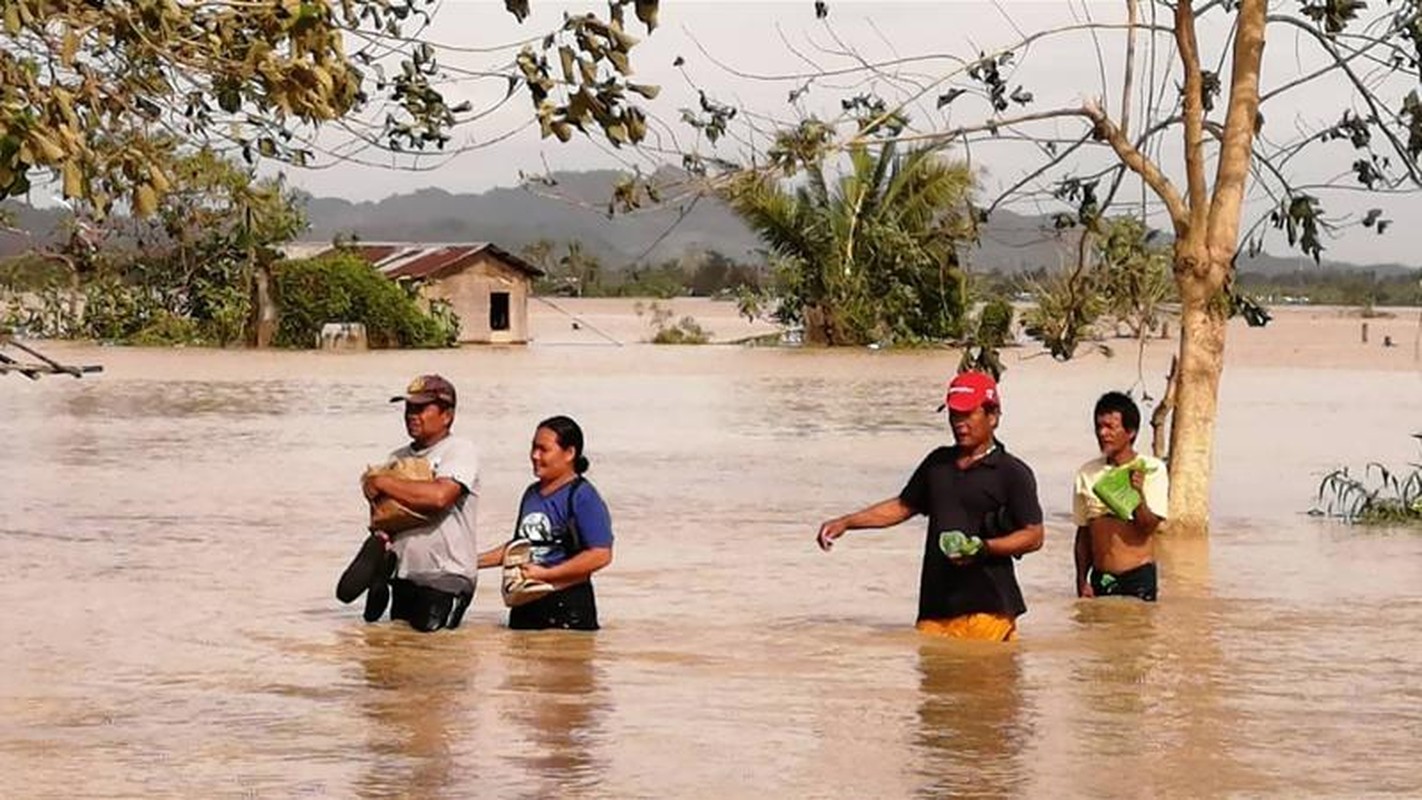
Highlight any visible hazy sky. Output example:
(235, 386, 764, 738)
(285, 1, 1422, 265)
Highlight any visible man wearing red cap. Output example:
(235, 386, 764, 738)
(816, 371, 1045, 641)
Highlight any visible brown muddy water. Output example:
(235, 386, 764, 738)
(2, 337, 1420, 799)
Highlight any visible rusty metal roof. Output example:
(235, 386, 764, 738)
(286, 242, 544, 279)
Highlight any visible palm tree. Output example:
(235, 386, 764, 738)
(723, 139, 974, 345)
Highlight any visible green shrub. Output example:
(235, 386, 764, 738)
(129, 311, 205, 346)
(651, 317, 712, 344)
(637, 301, 712, 344)
(80, 278, 169, 342)
(0, 253, 71, 291)
(957, 297, 1016, 378)
(274, 254, 455, 349)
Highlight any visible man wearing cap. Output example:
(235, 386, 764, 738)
(342, 374, 482, 632)
(816, 371, 1045, 641)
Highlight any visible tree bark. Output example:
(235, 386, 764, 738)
(250, 258, 278, 348)
(1167, 269, 1228, 536)
(1150, 355, 1178, 459)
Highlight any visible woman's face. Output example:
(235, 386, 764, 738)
(530, 426, 575, 483)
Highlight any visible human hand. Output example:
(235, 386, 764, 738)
(816, 519, 848, 552)
(1078, 580, 1095, 598)
(940, 531, 984, 565)
(520, 563, 552, 582)
(362, 473, 384, 500)
(1129, 468, 1146, 493)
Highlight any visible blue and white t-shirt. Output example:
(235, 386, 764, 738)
(514, 479, 613, 567)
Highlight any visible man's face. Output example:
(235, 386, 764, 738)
(405, 401, 453, 445)
(1095, 411, 1135, 460)
(948, 404, 998, 450)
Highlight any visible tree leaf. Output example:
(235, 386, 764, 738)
(134, 183, 159, 217)
(635, 0, 659, 32)
(61, 162, 82, 198)
(936, 89, 966, 109)
(504, 0, 530, 23)
(607, 49, 631, 76)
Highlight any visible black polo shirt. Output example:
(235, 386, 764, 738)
(899, 441, 1043, 621)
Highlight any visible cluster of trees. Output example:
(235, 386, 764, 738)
(0, 151, 453, 347)
(519, 240, 763, 299)
(1235, 269, 1422, 309)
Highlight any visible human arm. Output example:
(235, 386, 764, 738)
(521, 547, 612, 587)
(1129, 467, 1165, 535)
(1074, 526, 1095, 597)
(816, 497, 917, 551)
(364, 440, 478, 516)
(364, 473, 465, 514)
(979, 522, 1045, 560)
(477, 542, 510, 569)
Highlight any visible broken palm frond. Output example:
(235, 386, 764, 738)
(0, 333, 103, 380)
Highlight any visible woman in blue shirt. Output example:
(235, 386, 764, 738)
(479, 415, 614, 630)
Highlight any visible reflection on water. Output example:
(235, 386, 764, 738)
(1, 344, 1420, 797)
(351, 627, 473, 799)
(914, 643, 1028, 799)
(500, 634, 606, 798)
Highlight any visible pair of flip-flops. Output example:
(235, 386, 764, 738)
(501, 540, 556, 607)
(337, 533, 397, 621)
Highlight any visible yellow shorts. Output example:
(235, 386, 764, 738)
(916, 613, 1018, 642)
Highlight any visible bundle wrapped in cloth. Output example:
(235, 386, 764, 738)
(364, 456, 435, 533)
(501, 539, 556, 607)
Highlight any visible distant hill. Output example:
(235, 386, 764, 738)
(4, 170, 1417, 278)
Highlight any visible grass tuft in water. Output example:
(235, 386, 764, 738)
(1312, 434, 1422, 525)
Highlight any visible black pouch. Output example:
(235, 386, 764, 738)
(981, 506, 1028, 560)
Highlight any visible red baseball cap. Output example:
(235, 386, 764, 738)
(937, 371, 1000, 413)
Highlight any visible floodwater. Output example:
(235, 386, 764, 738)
(2, 330, 1420, 799)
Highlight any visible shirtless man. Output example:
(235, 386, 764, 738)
(1072, 391, 1169, 602)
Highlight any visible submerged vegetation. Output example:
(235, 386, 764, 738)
(637, 300, 711, 345)
(722, 133, 974, 347)
(1312, 436, 1422, 525)
(275, 254, 459, 349)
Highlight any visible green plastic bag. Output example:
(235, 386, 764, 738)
(938, 530, 984, 559)
(1091, 457, 1156, 520)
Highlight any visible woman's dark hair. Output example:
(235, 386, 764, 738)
(538, 415, 590, 474)
(1093, 391, 1141, 437)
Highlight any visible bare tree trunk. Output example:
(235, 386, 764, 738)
(803, 304, 830, 346)
(252, 260, 277, 348)
(1167, 276, 1228, 536)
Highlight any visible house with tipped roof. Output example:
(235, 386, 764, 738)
(287, 241, 544, 344)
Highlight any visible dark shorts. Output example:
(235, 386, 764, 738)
(509, 580, 599, 631)
(1090, 562, 1158, 602)
(390, 578, 472, 633)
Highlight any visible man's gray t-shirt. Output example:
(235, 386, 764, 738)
(387, 435, 480, 594)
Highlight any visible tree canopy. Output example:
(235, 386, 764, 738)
(0, 0, 660, 217)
